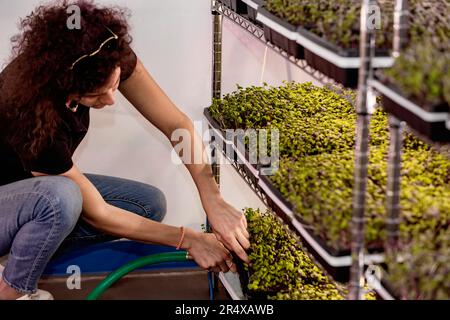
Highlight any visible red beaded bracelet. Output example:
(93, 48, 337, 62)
(176, 226, 186, 250)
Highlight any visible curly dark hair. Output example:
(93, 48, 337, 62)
(1, 0, 134, 157)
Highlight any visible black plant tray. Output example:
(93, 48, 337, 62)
(220, 0, 248, 14)
(204, 108, 260, 188)
(257, 174, 294, 222)
(232, 254, 275, 300)
(256, 7, 304, 59)
(296, 27, 393, 88)
(257, 174, 385, 282)
(370, 77, 450, 142)
(304, 48, 358, 88)
(241, 0, 264, 27)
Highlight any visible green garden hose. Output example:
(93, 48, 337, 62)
(86, 251, 190, 300)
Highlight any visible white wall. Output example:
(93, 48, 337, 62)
(0, 0, 319, 231)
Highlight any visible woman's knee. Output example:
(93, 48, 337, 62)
(32, 176, 82, 232)
(144, 186, 167, 222)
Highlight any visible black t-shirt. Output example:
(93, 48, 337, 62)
(0, 49, 137, 187)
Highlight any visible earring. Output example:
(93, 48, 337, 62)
(66, 100, 79, 113)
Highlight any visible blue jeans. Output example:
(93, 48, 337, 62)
(0, 174, 166, 294)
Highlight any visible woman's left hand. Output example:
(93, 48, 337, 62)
(203, 197, 250, 263)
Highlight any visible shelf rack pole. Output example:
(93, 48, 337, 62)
(211, 0, 223, 186)
(386, 0, 409, 254)
(393, 0, 409, 58)
(349, 0, 377, 300)
(209, 0, 224, 296)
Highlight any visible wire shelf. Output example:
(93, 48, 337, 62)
(213, 1, 338, 86)
(213, 142, 268, 206)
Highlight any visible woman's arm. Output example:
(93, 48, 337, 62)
(119, 58, 250, 263)
(32, 165, 235, 273)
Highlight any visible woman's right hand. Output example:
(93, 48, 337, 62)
(182, 228, 237, 273)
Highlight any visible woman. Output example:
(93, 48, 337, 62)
(0, 0, 250, 300)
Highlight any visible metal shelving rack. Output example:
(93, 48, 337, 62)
(209, 0, 346, 300)
(351, 0, 447, 301)
(209, 0, 375, 300)
(209, 0, 417, 300)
